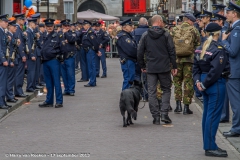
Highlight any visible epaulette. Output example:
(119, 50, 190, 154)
(52, 32, 57, 38)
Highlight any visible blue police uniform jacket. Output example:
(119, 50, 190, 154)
(41, 31, 61, 61)
(193, 41, 230, 89)
(116, 30, 137, 61)
(14, 24, 26, 58)
(95, 29, 110, 47)
(26, 28, 38, 59)
(221, 20, 240, 78)
(82, 28, 99, 52)
(76, 28, 85, 46)
(7, 31, 18, 65)
(131, 25, 149, 44)
(0, 27, 7, 64)
(36, 31, 46, 57)
(59, 30, 77, 57)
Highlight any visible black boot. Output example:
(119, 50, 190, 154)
(168, 105, 173, 112)
(158, 99, 162, 110)
(153, 117, 160, 125)
(183, 104, 193, 115)
(174, 100, 182, 113)
(161, 114, 172, 124)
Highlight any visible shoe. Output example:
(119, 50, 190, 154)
(39, 102, 53, 108)
(205, 150, 228, 157)
(14, 98, 18, 101)
(168, 105, 173, 112)
(84, 84, 95, 87)
(101, 75, 107, 78)
(96, 75, 99, 77)
(218, 147, 227, 153)
(161, 114, 172, 124)
(35, 85, 43, 89)
(0, 105, 10, 109)
(5, 104, 12, 108)
(7, 99, 17, 103)
(183, 105, 193, 115)
(26, 89, 35, 92)
(69, 93, 74, 96)
(15, 94, 28, 98)
(153, 117, 160, 125)
(158, 99, 162, 110)
(223, 131, 240, 137)
(55, 104, 63, 108)
(174, 100, 182, 113)
(220, 120, 229, 123)
(63, 92, 70, 96)
(77, 79, 88, 82)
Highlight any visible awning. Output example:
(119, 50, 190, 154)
(77, 9, 119, 21)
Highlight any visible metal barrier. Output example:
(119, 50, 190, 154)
(105, 38, 118, 58)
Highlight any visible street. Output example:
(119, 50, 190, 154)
(0, 58, 239, 160)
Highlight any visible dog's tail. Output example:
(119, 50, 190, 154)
(131, 110, 137, 120)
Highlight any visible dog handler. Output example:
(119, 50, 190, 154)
(193, 23, 229, 157)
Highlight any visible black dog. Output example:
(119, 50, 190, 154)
(119, 80, 142, 127)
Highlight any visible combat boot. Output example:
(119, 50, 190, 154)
(183, 104, 193, 115)
(153, 117, 160, 125)
(174, 100, 182, 113)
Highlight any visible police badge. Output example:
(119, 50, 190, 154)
(219, 55, 224, 64)
(126, 38, 131, 43)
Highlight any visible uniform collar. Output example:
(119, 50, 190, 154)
(0, 27, 4, 32)
(8, 31, 13, 36)
(232, 19, 240, 28)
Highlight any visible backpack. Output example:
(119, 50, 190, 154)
(173, 25, 195, 57)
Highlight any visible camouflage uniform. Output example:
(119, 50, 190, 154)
(171, 22, 201, 105)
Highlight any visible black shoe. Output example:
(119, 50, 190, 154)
(174, 100, 182, 113)
(15, 94, 28, 98)
(5, 104, 12, 108)
(153, 117, 160, 125)
(183, 105, 193, 115)
(158, 99, 162, 110)
(223, 131, 240, 137)
(63, 92, 70, 96)
(101, 75, 107, 78)
(35, 85, 43, 89)
(0, 105, 10, 109)
(39, 102, 53, 108)
(55, 104, 63, 108)
(218, 147, 227, 153)
(96, 75, 99, 77)
(84, 84, 95, 87)
(168, 105, 173, 112)
(220, 120, 229, 123)
(69, 93, 74, 96)
(7, 99, 17, 103)
(161, 114, 172, 124)
(26, 89, 35, 92)
(205, 150, 228, 157)
(77, 79, 88, 82)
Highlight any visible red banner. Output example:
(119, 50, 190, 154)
(124, 0, 146, 14)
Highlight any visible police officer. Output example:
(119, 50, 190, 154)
(222, 2, 240, 137)
(193, 23, 229, 157)
(60, 19, 77, 96)
(13, 13, 27, 98)
(116, 19, 137, 90)
(211, 14, 227, 41)
(200, 10, 212, 43)
(81, 20, 101, 87)
(6, 20, 19, 103)
(95, 22, 110, 78)
(0, 14, 11, 109)
(26, 18, 39, 92)
(38, 18, 63, 108)
(212, 4, 226, 15)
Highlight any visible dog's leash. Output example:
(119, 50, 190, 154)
(139, 73, 149, 109)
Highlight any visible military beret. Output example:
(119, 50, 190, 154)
(120, 18, 133, 26)
(184, 13, 196, 22)
(0, 14, 9, 22)
(44, 18, 55, 27)
(225, 2, 240, 13)
(205, 23, 222, 32)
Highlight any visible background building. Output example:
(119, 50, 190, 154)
(0, 0, 23, 16)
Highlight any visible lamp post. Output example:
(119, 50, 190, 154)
(193, 0, 197, 14)
(47, 0, 49, 18)
(36, 0, 40, 13)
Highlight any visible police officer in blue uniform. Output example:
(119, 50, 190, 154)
(39, 18, 63, 108)
(200, 10, 212, 43)
(6, 20, 19, 103)
(211, 13, 227, 41)
(13, 13, 28, 98)
(193, 23, 229, 157)
(26, 18, 39, 92)
(116, 18, 137, 90)
(221, 2, 240, 137)
(60, 19, 77, 96)
(95, 22, 110, 78)
(0, 14, 11, 109)
(81, 20, 101, 87)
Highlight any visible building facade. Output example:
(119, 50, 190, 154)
(0, 0, 23, 16)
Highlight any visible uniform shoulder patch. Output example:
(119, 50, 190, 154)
(59, 34, 63, 38)
(125, 38, 131, 43)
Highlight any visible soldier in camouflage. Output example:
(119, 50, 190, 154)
(171, 13, 201, 115)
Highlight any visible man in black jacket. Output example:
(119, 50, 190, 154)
(137, 15, 177, 125)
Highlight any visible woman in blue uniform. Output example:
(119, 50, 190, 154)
(193, 23, 229, 157)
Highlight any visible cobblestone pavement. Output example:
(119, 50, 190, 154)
(0, 59, 239, 160)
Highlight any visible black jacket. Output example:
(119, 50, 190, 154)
(137, 26, 177, 73)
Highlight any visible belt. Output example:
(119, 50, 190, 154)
(66, 52, 75, 59)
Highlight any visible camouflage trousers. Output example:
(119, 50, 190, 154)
(173, 62, 194, 105)
(157, 81, 162, 100)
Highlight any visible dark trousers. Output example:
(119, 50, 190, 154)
(26, 59, 37, 91)
(43, 59, 62, 104)
(220, 86, 229, 121)
(0, 65, 7, 106)
(14, 58, 25, 95)
(96, 48, 107, 76)
(227, 78, 240, 134)
(75, 50, 80, 69)
(6, 66, 17, 100)
(86, 49, 96, 86)
(201, 74, 225, 150)
(35, 56, 41, 86)
(80, 48, 89, 81)
(147, 72, 172, 117)
(61, 57, 75, 93)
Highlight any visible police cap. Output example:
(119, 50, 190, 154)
(95, 22, 101, 27)
(200, 10, 212, 17)
(225, 1, 240, 13)
(13, 13, 25, 20)
(92, 22, 97, 27)
(0, 14, 9, 22)
(82, 20, 92, 25)
(55, 23, 62, 27)
(8, 20, 17, 26)
(212, 4, 226, 14)
(211, 13, 227, 21)
(194, 11, 201, 19)
(31, 13, 41, 18)
(61, 19, 71, 26)
(77, 20, 83, 25)
(39, 23, 45, 27)
(184, 13, 196, 22)
(205, 23, 222, 32)
(27, 18, 37, 23)
(44, 18, 55, 27)
(120, 18, 133, 26)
